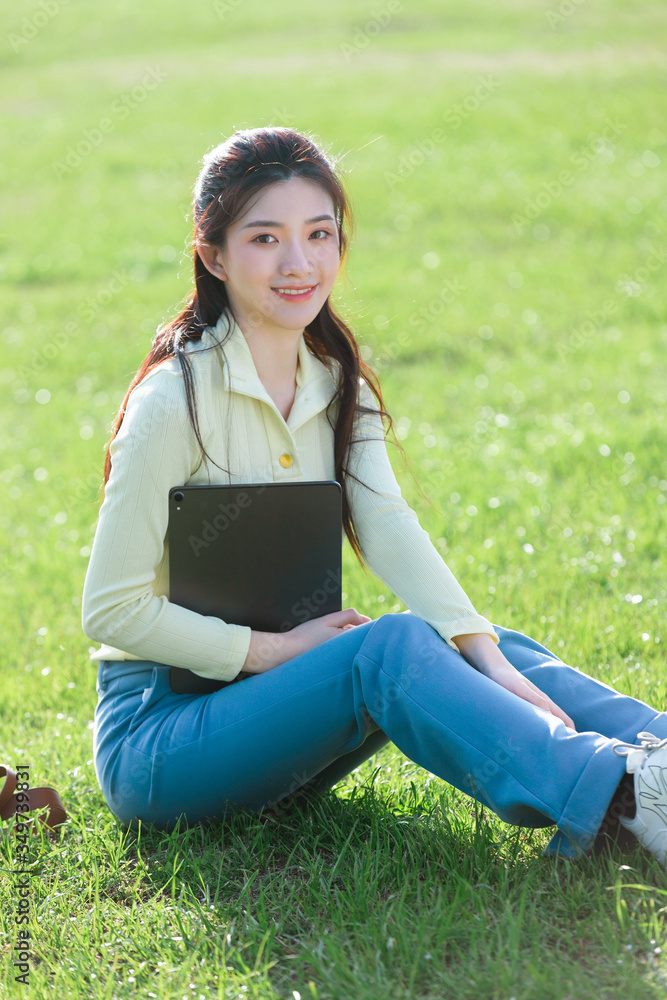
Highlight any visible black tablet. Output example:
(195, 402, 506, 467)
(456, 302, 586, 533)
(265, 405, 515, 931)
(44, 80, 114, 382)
(167, 481, 342, 693)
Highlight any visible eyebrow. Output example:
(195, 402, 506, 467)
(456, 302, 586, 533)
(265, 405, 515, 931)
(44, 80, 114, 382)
(240, 214, 336, 230)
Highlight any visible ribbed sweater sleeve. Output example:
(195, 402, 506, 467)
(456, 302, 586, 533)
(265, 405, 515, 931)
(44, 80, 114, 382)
(346, 380, 500, 653)
(81, 365, 252, 679)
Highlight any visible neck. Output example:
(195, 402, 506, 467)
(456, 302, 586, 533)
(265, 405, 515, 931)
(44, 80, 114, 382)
(240, 323, 302, 400)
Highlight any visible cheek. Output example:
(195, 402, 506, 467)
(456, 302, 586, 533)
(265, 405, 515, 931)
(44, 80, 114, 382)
(313, 243, 341, 272)
(237, 248, 272, 281)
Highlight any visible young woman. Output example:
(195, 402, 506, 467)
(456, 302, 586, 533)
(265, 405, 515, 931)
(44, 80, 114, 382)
(83, 126, 667, 865)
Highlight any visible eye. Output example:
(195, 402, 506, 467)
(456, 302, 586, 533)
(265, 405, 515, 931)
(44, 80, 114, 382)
(252, 234, 277, 244)
(310, 229, 332, 240)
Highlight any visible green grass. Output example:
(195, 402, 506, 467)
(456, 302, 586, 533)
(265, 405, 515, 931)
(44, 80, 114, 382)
(2, 0, 667, 996)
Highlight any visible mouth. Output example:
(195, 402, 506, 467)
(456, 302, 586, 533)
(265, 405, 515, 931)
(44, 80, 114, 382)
(271, 284, 317, 302)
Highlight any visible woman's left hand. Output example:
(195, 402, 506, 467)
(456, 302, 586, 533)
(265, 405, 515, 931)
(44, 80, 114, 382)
(480, 660, 577, 731)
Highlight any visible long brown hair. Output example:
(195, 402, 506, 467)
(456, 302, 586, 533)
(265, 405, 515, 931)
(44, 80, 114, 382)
(103, 126, 400, 563)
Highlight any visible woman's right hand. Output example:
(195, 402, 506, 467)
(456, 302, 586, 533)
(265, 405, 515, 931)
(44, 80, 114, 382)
(242, 608, 371, 674)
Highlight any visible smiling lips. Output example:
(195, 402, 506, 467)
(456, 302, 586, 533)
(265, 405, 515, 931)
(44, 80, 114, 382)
(271, 284, 317, 301)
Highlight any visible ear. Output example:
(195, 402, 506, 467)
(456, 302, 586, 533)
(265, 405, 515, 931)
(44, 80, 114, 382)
(197, 241, 228, 281)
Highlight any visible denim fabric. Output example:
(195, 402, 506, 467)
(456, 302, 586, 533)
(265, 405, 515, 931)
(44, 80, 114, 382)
(93, 613, 667, 859)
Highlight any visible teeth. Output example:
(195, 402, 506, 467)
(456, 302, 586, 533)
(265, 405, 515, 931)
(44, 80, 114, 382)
(274, 286, 314, 295)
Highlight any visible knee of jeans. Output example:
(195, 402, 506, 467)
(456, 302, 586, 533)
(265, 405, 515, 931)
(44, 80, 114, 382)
(373, 611, 434, 639)
(368, 612, 444, 684)
(368, 612, 419, 651)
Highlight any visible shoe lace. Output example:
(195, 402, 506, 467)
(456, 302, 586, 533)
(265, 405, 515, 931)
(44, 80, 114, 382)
(613, 731, 667, 758)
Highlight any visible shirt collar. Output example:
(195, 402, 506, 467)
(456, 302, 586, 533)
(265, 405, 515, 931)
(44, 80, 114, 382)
(203, 310, 338, 430)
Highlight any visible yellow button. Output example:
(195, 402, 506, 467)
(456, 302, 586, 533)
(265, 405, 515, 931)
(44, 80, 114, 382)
(279, 453, 292, 468)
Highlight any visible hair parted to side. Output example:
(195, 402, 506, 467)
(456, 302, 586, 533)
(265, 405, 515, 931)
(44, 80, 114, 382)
(103, 125, 401, 564)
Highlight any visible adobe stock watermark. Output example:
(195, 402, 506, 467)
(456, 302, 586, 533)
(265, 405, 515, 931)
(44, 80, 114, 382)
(545, 0, 587, 28)
(369, 272, 467, 370)
(234, 574, 347, 677)
(291, 568, 342, 623)
(182, 497, 344, 628)
(384, 75, 502, 189)
(410, 436, 481, 505)
(269, 106, 299, 129)
(13, 269, 134, 384)
(60, 471, 105, 513)
(361, 614, 477, 726)
(545, 471, 616, 540)
(511, 117, 627, 235)
(212, 0, 243, 19)
(615, 243, 667, 298)
(467, 732, 523, 819)
(186, 488, 266, 556)
(557, 242, 667, 359)
(340, 0, 403, 62)
(7, 0, 70, 52)
(260, 766, 325, 818)
(556, 299, 619, 361)
(407, 274, 467, 336)
(3, 764, 36, 987)
(52, 67, 168, 179)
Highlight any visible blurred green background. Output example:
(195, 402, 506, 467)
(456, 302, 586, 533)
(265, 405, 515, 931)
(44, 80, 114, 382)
(1, 2, 667, 998)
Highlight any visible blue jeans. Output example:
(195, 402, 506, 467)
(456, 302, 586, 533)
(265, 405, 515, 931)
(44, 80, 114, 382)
(93, 613, 667, 858)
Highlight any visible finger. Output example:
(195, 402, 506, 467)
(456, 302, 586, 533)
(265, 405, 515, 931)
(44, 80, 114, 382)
(344, 609, 371, 623)
(548, 705, 576, 730)
(540, 695, 576, 731)
(327, 608, 369, 627)
(321, 610, 352, 627)
(520, 678, 576, 730)
(535, 693, 576, 731)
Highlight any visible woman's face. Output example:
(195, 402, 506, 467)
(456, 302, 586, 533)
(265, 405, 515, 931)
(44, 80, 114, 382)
(209, 175, 342, 339)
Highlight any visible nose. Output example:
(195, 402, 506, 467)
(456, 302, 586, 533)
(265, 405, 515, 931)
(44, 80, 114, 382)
(279, 238, 314, 278)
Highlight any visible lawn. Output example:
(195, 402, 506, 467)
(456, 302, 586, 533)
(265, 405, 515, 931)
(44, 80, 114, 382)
(1, 0, 667, 997)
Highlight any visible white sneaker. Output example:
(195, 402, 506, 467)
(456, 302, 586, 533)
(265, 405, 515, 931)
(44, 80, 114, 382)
(612, 732, 667, 866)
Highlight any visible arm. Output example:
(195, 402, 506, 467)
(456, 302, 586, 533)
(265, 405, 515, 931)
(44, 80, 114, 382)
(345, 380, 500, 651)
(81, 365, 252, 681)
(452, 633, 576, 730)
(346, 384, 575, 730)
(242, 608, 371, 673)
